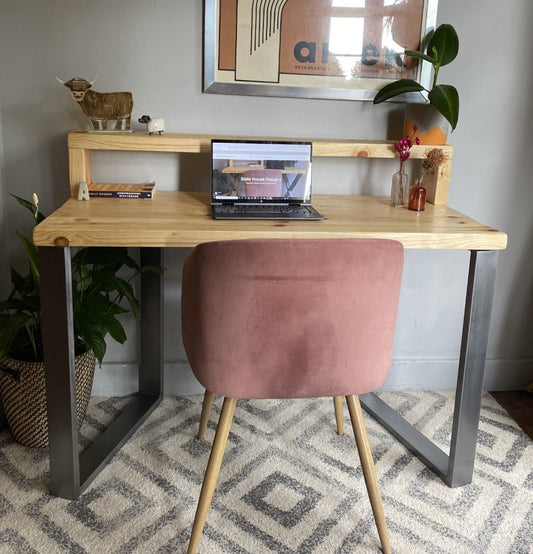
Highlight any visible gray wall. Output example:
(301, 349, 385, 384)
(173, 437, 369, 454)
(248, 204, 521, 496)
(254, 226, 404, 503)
(0, 0, 531, 395)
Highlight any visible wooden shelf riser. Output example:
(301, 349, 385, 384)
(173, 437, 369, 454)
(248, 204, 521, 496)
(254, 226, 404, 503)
(67, 132, 454, 205)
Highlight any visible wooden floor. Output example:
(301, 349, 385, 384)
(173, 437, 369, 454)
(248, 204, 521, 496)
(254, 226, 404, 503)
(491, 391, 533, 440)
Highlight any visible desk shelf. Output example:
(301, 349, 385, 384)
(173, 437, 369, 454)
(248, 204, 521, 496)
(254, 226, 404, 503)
(67, 131, 454, 205)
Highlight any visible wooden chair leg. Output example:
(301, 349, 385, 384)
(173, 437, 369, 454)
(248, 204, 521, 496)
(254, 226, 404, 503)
(198, 390, 215, 439)
(188, 397, 237, 554)
(346, 394, 391, 554)
(333, 396, 344, 436)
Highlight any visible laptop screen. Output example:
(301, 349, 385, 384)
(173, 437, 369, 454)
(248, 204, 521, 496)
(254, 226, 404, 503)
(211, 139, 312, 204)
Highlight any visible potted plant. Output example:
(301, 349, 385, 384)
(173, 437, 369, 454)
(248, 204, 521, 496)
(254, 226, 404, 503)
(0, 194, 161, 447)
(373, 23, 459, 144)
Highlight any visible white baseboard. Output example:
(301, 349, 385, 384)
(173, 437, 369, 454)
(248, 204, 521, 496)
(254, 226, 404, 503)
(90, 358, 533, 397)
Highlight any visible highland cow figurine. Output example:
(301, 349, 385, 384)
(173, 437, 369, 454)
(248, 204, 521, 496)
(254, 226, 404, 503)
(57, 76, 133, 131)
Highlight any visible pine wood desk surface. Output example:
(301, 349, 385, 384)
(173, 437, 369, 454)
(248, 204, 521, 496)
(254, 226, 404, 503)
(33, 192, 507, 251)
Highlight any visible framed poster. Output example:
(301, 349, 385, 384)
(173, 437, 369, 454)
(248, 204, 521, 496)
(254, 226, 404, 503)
(204, 0, 438, 101)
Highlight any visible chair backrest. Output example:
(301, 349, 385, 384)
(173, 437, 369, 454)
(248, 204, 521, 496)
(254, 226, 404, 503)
(181, 239, 404, 399)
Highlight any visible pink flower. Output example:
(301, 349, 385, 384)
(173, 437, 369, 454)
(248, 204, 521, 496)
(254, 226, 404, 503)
(394, 126, 419, 173)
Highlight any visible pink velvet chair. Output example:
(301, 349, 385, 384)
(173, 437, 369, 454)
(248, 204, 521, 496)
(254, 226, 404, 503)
(181, 238, 404, 554)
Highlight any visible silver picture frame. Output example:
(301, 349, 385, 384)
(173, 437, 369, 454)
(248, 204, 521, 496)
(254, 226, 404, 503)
(204, 0, 439, 102)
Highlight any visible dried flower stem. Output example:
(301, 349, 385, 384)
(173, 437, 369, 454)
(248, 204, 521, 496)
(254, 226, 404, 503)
(421, 148, 447, 178)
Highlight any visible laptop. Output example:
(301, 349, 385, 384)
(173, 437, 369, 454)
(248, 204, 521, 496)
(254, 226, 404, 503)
(211, 139, 323, 220)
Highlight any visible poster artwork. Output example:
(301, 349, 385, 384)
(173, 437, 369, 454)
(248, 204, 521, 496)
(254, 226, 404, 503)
(216, 0, 425, 91)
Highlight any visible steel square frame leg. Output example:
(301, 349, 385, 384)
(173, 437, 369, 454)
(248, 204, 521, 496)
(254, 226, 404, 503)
(39, 246, 164, 500)
(360, 250, 499, 487)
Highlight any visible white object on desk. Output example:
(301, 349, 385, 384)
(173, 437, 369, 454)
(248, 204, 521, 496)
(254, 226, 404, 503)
(78, 182, 90, 201)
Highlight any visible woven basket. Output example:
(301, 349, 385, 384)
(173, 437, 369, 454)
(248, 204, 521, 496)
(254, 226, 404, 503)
(0, 349, 95, 448)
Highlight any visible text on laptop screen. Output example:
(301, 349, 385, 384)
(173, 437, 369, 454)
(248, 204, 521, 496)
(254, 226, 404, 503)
(211, 140, 312, 203)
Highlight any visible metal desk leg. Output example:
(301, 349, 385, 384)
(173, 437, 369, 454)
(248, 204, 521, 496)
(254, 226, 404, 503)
(447, 250, 499, 486)
(40, 247, 164, 499)
(139, 248, 164, 397)
(361, 250, 499, 487)
(40, 246, 80, 499)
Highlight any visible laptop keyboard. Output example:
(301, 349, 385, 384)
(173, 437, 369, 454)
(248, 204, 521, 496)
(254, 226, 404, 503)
(217, 204, 310, 216)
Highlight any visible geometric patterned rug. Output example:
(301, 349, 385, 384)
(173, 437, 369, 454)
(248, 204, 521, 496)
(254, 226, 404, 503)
(0, 392, 532, 553)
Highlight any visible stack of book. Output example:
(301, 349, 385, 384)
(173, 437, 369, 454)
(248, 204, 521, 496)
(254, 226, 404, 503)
(88, 181, 155, 199)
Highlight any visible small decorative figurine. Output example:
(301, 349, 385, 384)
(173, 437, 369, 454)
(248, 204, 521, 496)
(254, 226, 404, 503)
(78, 182, 90, 201)
(56, 76, 133, 131)
(138, 115, 165, 135)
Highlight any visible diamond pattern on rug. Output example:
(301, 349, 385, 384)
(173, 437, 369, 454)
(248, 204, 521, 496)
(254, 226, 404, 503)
(0, 392, 531, 553)
(243, 470, 322, 528)
(67, 476, 154, 533)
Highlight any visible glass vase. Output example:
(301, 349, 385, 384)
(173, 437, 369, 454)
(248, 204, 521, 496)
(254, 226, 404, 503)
(408, 179, 427, 211)
(390, 170, 408, 207)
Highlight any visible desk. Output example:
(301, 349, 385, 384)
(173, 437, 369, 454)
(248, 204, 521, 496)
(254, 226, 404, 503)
(33, 192, 507, 499)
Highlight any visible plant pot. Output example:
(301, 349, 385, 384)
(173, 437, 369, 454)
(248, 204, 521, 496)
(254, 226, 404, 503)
(0, 349, 95, 448)
(404, 103, 450, 145)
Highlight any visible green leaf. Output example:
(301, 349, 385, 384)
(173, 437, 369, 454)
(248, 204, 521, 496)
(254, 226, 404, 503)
(112, 278, 140, 319)
(428, 85, 459, 130)
(74, 309, 127, 364)
(0, 312, 33, 359)
(11, 194, 46, 223)
(76, 264, 91, 294)
(373, 79, 425, 104)
(104, 317, 127, 344)
(10, 268, 28, 293)
(427, 24, 459, 67)
(100, 302, 128, 316)
(0, 299, 15, 312)
(73, 316, 107, 363)
(141, 265, 165, 275)
(79, 311, 126, 344)
(19, 295, 41, 312)
(6, 270, 39, 305)
(71, 248, 90, 267)
(76, 292, 113, 315)
(21, 272, 39, 296)
(16, 232, 40, 284)
(83, 333, 107, 365)
(121, 254, 141, 271)
(404, 50, 435, 65)
(0, 297, 38, 313)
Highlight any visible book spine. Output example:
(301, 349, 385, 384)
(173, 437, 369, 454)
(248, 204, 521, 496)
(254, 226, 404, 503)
(88, 191, 153, 199)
